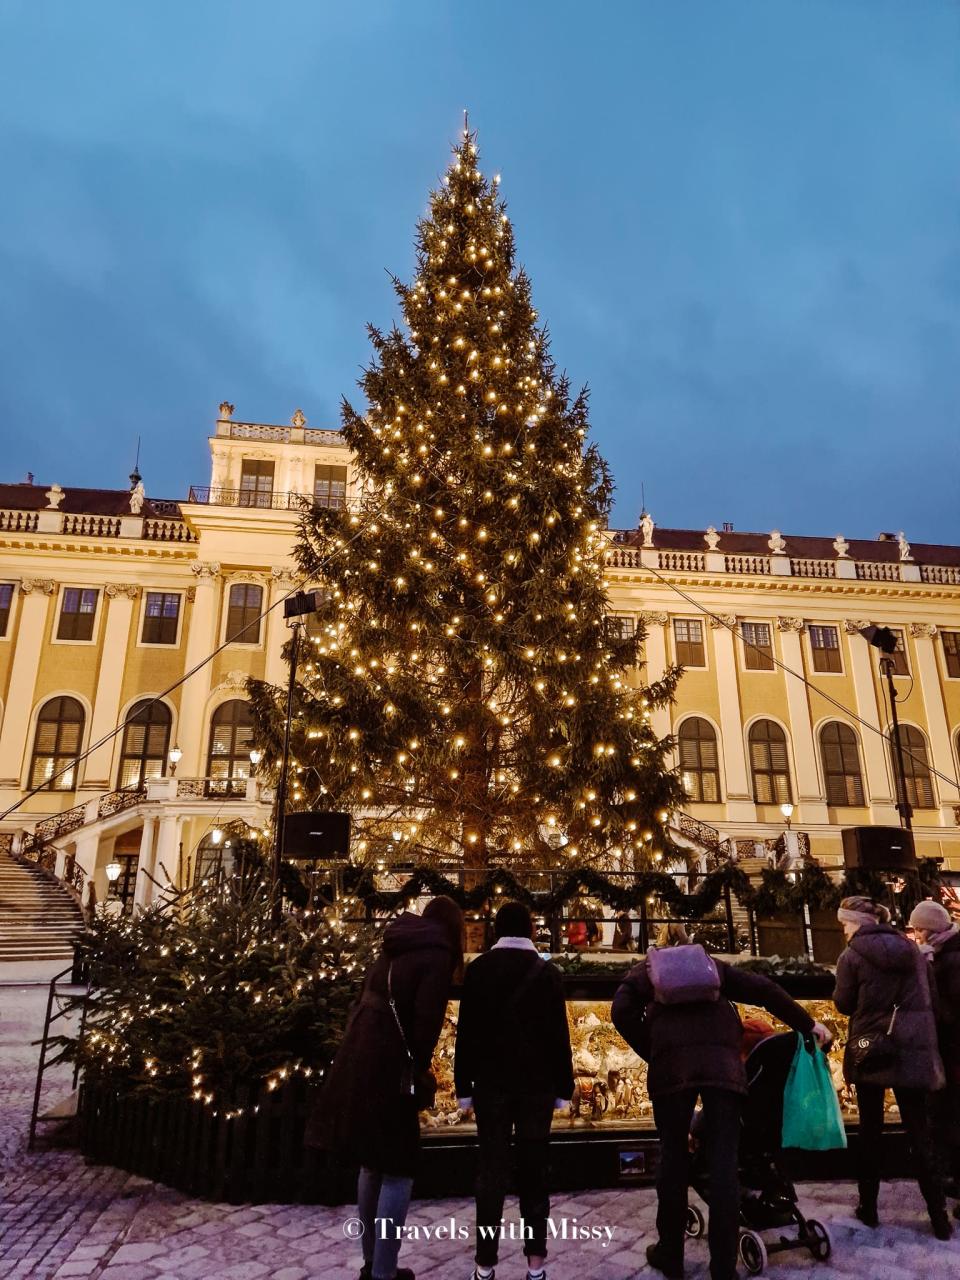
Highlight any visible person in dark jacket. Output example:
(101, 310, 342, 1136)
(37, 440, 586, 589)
(304, 896, 464, 1280)
(455, 901, 574, 1280)
(612, 946, 827, 1280)
(833, 895, 950, 1239)
(909, 898, 960, 1217)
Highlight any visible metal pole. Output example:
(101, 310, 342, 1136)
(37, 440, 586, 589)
(881, 656, 913, 832)
(272, 620, 301, 925)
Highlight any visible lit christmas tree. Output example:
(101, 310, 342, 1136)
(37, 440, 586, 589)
(249, 125, 683, 874)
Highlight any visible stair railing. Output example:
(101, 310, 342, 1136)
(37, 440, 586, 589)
(28, 963, 92, 1150)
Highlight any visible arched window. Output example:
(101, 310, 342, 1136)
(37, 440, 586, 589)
(678, 718, 721, 802)
(820, 721, 865, 806)
(30, 697, 85, 790)
(206, 700, 254, 797)
(894, 725, 936, 810)
(117, 700, 172, 789)
(748, 720, 792, 805)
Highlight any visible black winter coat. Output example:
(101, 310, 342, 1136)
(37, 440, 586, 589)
(611, 954, 814, 1099)
(833, 922, 944, 1091)
(931, 931, 960, 1086)
(303, 913, 456, 1176)
(453, 947, 574, 1101)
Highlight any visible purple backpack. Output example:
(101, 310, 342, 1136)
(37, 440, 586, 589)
(646, 943, 721, 1004)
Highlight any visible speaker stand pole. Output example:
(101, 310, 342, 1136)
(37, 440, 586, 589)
(272, 618, 302, 927)
(881, 655, 913, 833)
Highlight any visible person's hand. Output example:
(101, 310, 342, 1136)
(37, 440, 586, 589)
(811, 1021, 833, 1050)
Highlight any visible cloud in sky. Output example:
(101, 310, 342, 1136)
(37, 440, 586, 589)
(0, 0, 957, 538)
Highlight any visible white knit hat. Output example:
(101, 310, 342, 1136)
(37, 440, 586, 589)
(908, 899, 951, 932)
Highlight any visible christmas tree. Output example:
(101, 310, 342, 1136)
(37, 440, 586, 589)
(249, 124, 683, 873)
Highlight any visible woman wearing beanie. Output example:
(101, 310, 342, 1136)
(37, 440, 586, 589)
(834, 895, 950, 1239)
(305, 895, 465, 1280)
(910, 898, 960, 1217)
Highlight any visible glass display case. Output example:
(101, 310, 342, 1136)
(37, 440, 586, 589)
(422, 985, 893, 1136)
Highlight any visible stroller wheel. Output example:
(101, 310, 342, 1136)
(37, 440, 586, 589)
(805, 1218, 832, 1261)
(738, 1230, 768, 1275)
(684, 1205, 705, 1239)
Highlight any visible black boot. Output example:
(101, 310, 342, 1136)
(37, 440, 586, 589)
(646, 1242, 684, 1279)
(855, 1181, 879, 1228)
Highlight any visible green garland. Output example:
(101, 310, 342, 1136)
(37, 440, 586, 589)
(344, 857, 943, 922)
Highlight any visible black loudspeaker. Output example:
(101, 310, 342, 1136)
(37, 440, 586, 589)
(282, 811, 350, 860)
(841, 826, 916, 871)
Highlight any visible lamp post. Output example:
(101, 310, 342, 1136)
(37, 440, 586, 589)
(168, 745, 182, 777)
(272, 589, 324, 925)
(780, 801, 794, 831)
(859, 626, 913, 832)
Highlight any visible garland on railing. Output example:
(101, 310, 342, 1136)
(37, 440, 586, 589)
(343, 858, 943, 922)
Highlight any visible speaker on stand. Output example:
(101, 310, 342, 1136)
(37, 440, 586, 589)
(841, 826, 918, 925)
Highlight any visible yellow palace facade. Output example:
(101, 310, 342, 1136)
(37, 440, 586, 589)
(1, 405, 958, 912)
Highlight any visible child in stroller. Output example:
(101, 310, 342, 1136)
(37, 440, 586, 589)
(686, 1023, 833, 1275)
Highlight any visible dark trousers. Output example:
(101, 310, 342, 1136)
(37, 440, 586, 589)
(855, 1084, 946, 1216)
(473, 1089, 555, 1266)
(653, 1088, 742, 1280)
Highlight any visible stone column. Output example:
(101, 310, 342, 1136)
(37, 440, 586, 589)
(709, 616, 755, 820)
(154, 814, 183, 891)
(266, 567, 296, 688)
(640, 612, 670, 738)
(844, 619, 898, 824)
(133, 815, 157, 910)
(177, 563, 221, 777)
(777, 618, 829, 824)
(82, 585, 140, 787)
(910, 624, 960, 817)
(0, 579, 57, 787)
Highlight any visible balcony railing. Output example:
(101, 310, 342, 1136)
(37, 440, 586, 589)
(187, 486, 350, 512)
(176, 776, 250, 799)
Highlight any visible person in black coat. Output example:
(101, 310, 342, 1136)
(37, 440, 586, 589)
(834, 895, 950, 1239)
(909, 898, 960, 1218)
(612, 945, 827, 1280)
(305, 896, 464, 1280)
(454, 901, 574, 1280)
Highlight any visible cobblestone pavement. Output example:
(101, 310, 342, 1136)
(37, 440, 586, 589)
(2, 982, 959, 1279)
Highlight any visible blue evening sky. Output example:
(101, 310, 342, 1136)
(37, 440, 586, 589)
(1, 1, 957, 540)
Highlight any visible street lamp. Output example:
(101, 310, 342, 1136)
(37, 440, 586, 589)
(168, 745, 182, 777)
(249, 748, 263, 770)
(780, 802, 794, 830)
(210, 827, 223, 846)
(105, 861, 122, 884)
(860, 625, 912, 831)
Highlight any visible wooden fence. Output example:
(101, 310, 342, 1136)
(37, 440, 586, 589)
(79, 1077, 353, 1205)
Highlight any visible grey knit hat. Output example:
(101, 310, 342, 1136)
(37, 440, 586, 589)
(908, 899, 951, 932)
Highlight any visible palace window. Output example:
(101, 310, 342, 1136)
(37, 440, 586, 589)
(894, 725, 936, 810)
(606, 615, 634, 640)
(225, 583, 263, 644)
(742, 622, 775, 671)
(748, 719, 792, 804)
(942, 631, 960, 679)
(57, 588, 99, 641)
(0, 583, 13, 637)
(673, 619, 705, 667)
(117, 700, 172, 789)
(314, 464, 348, 510)
(141, 592, 181, 645)
(29, 697, 85, 791)
(206, 700, 254, 797)
(239, 460, 275, 508)
(678, 717, 721, 802)
(809, 624, 842, 673)
(820, 721, 865, 806)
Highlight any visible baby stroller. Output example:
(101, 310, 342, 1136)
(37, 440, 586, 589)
(685, 1032, 833, 1275)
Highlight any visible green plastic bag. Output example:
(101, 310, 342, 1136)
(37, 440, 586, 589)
(781, 1033, 848, 1151)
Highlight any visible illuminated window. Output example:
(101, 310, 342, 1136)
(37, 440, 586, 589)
(749, 720, 792, 804)
(820, 722, 864, 806)
(30, 697, 84, 791)
(678, 718, 721, 802)
(117, 700, 171, 789)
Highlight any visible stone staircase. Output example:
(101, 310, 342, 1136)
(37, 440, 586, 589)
(0, 848, 84, 963)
